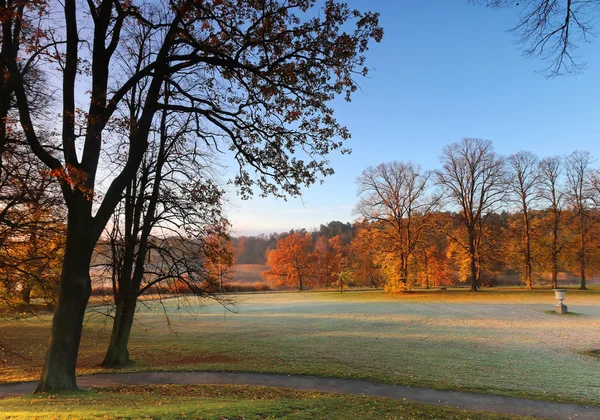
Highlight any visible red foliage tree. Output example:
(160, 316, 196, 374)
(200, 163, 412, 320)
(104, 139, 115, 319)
(262, 232, 315, 290)
(312, 234, 343, 288)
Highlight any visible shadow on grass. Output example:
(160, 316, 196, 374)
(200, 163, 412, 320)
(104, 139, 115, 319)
(542, 310, 584, 316)
(584, 349, 600, 359)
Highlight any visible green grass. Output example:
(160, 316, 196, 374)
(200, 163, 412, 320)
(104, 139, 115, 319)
(0, 384, 536, 419)
(2, 287, 600, 406)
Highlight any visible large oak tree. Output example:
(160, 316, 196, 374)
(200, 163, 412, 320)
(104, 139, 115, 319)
(355, 161, 439, 290)
(507, 151, 540, 289)
(262, 232, 315, 290)
(435, 138, 506, 291)
(565, 151, 594, 290)
(537, 156, 565, 288)
(2, 0, 382, 391)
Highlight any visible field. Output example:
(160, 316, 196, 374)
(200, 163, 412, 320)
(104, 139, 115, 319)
(231, 263, 270, 283)
(2, 288, 600, 415)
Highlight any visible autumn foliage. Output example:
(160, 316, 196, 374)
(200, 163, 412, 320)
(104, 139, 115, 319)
(262, 233, 315, 290)
(245, 142, 600, 293)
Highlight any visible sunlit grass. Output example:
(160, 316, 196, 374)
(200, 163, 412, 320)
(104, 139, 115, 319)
(2, 287, 599, 405)
(0, 384, 533, 419)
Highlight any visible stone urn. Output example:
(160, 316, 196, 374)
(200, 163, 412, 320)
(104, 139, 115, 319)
(553, 289, 568, 314)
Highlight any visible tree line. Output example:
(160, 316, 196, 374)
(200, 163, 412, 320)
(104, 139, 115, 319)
(253, 139, 600, 293)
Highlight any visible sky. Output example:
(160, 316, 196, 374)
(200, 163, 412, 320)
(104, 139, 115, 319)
(225, 0, 600, 236)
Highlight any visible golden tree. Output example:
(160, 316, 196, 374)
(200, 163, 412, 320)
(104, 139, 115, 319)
(356, 161, 439, 291)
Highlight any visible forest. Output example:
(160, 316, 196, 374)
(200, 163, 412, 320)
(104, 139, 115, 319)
(5, 137, 600, 312)
(236, 140, 600, 293)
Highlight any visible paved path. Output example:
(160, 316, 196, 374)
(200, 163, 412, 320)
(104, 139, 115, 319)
(1, 371, 599, 419)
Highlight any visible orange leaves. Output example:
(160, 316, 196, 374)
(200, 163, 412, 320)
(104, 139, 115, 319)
(262, 232, 315, 290)
(47, 164, 93, 199)
(312, 234, 343, 288)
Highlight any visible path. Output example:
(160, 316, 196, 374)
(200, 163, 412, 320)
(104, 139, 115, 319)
(1, 371, 599, 420)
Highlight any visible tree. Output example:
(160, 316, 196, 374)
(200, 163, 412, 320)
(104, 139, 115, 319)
(0, 143, 65, 308)
(234, 236, 271, 265)
(347, 223, 384, 288)
(435, 138, 506, 291)
(312, 234, 343, 288)
(537, 156, 565, 288)
(507, 151, 540, 289)
(3, 0, 381, 391)
(355, 161, 439, 291)
(205, 233, 235, 292)
(262, 232, 315, 290)
(412, 213, 455, 288)
(565, 151, 594, 290)
(336, 269, 353, 293)
(318, 221, 353, 241)
(98, 102, 228, 367)
(475, 0, 600, 76)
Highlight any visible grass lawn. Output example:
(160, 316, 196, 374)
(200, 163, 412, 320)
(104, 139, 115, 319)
(2, 287, 600, 406)
(0, 384, 536, 419)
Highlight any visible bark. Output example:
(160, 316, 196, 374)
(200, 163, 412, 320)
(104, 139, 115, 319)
(100, 177, 148, 366)
(367, 274, 377, 288)
(424, 253, 430, 289)
(551, 207, 559, 289)
(101, 295, 137, 367)
(400, 253, 409, 285)
(21, 284, 32, 305)
(35, 212, 93, 392)
(579, 213, 587, 290)
(523, 211, 533, 289)
(101, 84, 169, 367)
(469, 231, 478, 292)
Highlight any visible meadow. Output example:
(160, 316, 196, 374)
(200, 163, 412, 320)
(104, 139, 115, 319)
(0, 384, 533, 419)
(2, 287, 599, 417)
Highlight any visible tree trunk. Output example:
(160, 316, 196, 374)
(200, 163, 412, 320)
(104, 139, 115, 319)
(368, 273, 376, 288)
(551, 210, 559, 289)
(35, 219, 93, 392)
(101, 295, 137, 367)
(523, 213, 532, 290)
(21, 284, 32, 305)
(469, 232, 478, 292)
(551, 253, 558, 289)
(579, 213, 587, 290)
(423, 253, 430, 289)
(400, 254, 409, 285)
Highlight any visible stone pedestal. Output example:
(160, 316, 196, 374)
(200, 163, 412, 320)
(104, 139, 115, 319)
(555, 303, 568, 314)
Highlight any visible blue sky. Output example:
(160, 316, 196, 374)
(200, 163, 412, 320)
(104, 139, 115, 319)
(226, 0, 600, 236)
